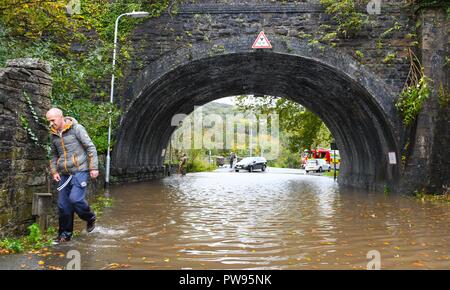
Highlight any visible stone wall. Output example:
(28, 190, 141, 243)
(120, 0, 415, 107)
(0, 59, 108, 236)
(110, 0, 415, 190)
(401, 6, 449, 194)
(423, 7, 449, 195)
(0, 3, 446, 239)
(0, 59, 52, 237)
(113, 0, 448, 194)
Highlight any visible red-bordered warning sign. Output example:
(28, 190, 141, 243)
(252, 31, 272, 49)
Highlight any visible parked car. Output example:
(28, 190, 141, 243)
(235, 157, 267, 172)
(305, 159, 331, 173)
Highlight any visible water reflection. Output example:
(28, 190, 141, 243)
(3, 169, 447, 270)
(80, 171, 449, 269)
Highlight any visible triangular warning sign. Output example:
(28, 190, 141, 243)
(252, 31, 272, 49)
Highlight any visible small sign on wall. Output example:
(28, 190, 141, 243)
(388, 152, 397, 164)
(252, 31, 272, 49)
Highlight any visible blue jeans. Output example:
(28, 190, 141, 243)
(57, 172, 96, 238)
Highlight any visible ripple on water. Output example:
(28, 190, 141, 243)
(91, 226, 128, 236)
(60, 171, 450, 270)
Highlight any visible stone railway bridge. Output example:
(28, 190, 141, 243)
(112, 0, 448, 193)
(0, 0, 448, 235)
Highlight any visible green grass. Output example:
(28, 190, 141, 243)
(414, 191, 450, 204)
(186, 159, 217, 173)
(0, 223, 57, 255)
(89, 195, 113, 218)
(323, 170, 340, 178)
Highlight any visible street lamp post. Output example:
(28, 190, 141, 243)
(105, 11, 149, 189)
(331, 140, 338, 181)
(249, 122, 253, 157)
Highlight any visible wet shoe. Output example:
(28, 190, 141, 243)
(54, 235, 71, 244)
(86, 217, 96, 233)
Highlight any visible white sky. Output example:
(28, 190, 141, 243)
(212, 96, 238, 106)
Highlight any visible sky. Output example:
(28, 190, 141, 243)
(212, 96, 237, 106)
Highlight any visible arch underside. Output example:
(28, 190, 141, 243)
(113, 51, 400, 190)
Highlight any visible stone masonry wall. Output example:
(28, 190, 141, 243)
(120, 0, 415, 108)
(406, 7, 449, 194)
(397, 6, 449, 195)
(0, 59, 52, 238)
(116, 0, 448, 194)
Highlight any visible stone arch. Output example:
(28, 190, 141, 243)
(112, 35, 402, 190)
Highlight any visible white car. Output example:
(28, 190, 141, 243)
(305, 159, 331, 173)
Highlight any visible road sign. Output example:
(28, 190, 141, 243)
(252, 31, 272, 49)
(388, 152, 397, 164)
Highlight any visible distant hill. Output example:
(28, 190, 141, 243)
(197, 101, 236, 115)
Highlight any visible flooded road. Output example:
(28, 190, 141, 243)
(1, 168, 449, 269)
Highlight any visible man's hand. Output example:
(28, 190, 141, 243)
(90, 170, 99, 179)
(53, 173, 61, 182)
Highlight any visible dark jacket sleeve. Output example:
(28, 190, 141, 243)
(74, 124, 99, 171)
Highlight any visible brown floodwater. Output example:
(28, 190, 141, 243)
(1, 168, 449, 269)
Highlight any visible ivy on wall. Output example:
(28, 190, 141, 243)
(395, 49, 431, 126)
(319, 0, 369, 38)
(0, 0, 178, 154)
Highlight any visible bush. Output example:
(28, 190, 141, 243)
(186, 159, 216, 173)
(0, 0, 173, 155)
(89, 196, 114, 217)
(396, 75, 431, 126)
(0, 223, 57, 254)
(320, 0, 368, 38)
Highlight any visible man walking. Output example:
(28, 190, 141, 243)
(46, 108, 98, 243)
(229, 152, 236, 169)
(179, 152, 187, 176)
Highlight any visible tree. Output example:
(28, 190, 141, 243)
(0, 0, 175, 153)
(235, 95, 333, 152)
